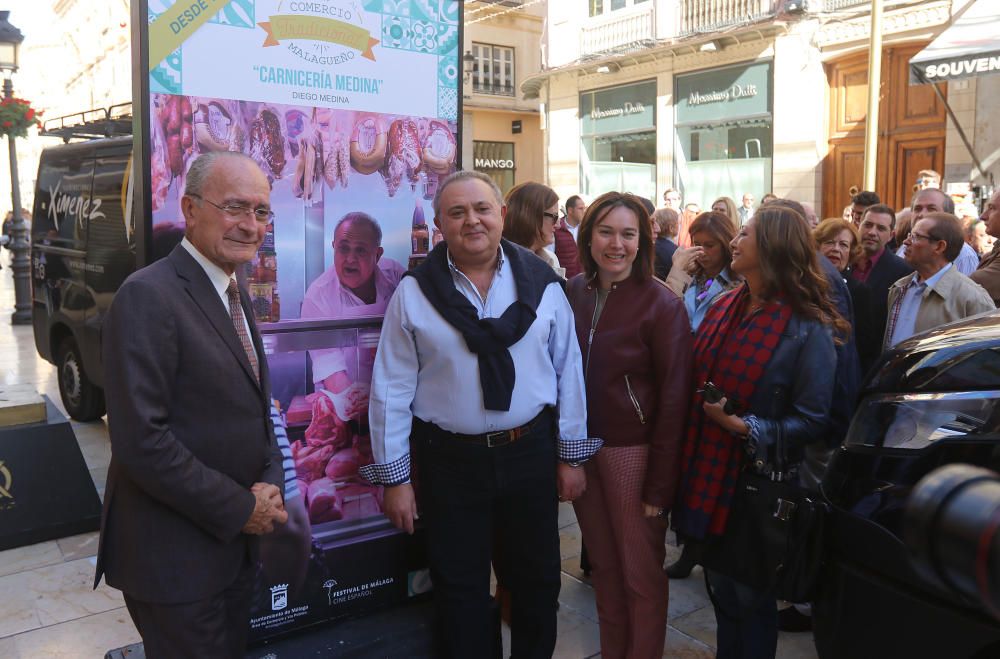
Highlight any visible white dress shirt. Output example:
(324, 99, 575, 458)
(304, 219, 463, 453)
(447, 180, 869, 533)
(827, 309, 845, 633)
(954, 241, 981, 276)
(301, 258, 406, 384)
(180, 237, 258, 364)
(360, 246, 599, 485)
(888, 263, 952, 347)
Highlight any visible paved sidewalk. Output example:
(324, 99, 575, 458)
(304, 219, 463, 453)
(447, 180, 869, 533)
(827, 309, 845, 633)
(0, 269, 819, 658)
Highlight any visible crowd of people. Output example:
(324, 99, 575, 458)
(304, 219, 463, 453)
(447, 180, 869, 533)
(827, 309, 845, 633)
(96, 151, 1000, 659)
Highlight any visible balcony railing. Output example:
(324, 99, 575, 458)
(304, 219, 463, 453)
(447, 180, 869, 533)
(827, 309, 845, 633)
(472, 81, 516, 97)
(823, 0, 869, 9)
(680, 0, 777, 35)
(581, 5, 656, 57)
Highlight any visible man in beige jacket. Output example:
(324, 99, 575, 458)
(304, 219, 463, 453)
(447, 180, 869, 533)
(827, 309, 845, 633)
(971, 188, 1000, 305)
(885, 212, 995, 348)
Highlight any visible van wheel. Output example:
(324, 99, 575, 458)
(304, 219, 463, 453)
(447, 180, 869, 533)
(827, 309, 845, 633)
(57, 337, 105, 421)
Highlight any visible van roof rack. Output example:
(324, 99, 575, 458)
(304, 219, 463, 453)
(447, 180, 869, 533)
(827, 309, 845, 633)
(40, 102, 133, 142)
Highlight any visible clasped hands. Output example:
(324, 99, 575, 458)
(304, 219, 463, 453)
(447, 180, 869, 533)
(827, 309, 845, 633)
(242, 482, 288, 535)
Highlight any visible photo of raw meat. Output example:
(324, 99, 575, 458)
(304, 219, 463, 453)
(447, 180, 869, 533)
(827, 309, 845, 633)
(380, 118, 421, 197)
(307, 477, 344, 523)
(249, 107, 287, 178)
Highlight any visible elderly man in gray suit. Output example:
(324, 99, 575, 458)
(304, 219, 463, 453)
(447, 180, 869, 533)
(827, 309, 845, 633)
(95, 151, 287, 658)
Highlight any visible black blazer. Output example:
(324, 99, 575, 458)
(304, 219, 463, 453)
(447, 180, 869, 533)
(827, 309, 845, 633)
(95, 245, 283, 604)
(850, 249, 914, 375)
(654, 237, 677, 280)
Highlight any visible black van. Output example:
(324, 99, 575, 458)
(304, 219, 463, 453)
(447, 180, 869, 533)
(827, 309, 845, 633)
(814, 310, 1000, 658)
(31, 106, 135, 421)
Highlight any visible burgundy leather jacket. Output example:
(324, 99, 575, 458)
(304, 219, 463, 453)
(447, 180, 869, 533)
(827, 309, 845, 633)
(566, 273, 694, 508)
(553, 220, 583, 279)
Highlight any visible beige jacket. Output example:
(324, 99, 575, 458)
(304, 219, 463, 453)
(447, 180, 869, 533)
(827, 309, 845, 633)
(971, 242, 1000, 306)
(885, 264, 996, 346)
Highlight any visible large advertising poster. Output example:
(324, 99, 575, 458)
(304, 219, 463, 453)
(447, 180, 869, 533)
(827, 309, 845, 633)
(136, 0, 460, 642)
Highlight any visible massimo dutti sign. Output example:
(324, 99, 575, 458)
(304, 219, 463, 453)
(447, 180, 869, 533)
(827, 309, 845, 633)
(581, 80, 657, 135)
(675, 61, 772, 124)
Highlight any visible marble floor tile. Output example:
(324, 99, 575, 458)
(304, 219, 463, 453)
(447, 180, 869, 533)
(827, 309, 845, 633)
(665, 626, 715, 658)
(560, 555, 589, 584)
(558, 572, 599, 624)
(0, 540, 63, 578)
(0, 557, 124, 631)
(558, 523, 582, 561)
(13, 607, 140, 659)
(666, 569, 710, 619)
(0, 635, 18, 659)
(558, 501, 577, 529)
(670, 604, 717, 648)
(553, 606, 601, 658)
(56, 532, 100, 562)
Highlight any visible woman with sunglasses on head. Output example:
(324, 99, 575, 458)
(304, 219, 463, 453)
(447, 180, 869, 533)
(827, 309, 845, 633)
(502, 182, 565, 277)
(565, 192, 694, 659)
(674, 205, 847, 658)
(666, 211, 742, 333)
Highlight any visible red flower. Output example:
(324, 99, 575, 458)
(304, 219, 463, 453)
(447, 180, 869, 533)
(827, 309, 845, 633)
(2, 121, 11, 128)
(25, 109, 33, 120)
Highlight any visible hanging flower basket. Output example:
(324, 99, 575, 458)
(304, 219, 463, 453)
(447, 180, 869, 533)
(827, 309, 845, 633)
(0, 97, 43, 139)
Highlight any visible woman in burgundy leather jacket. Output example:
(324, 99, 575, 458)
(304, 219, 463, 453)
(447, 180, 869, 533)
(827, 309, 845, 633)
(566, 192, 694, 659)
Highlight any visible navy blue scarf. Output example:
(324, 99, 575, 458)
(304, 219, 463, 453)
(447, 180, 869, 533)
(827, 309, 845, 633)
(407, 239, 561, 411)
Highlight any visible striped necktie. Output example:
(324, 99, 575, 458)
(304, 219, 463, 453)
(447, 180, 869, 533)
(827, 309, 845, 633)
(227, 279, 260, 384)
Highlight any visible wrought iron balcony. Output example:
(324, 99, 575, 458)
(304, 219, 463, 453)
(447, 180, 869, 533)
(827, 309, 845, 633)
(472, 81, 516, 97)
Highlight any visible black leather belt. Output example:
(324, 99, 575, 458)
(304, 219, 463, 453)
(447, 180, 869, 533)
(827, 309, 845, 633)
(426, 410, 549, 448)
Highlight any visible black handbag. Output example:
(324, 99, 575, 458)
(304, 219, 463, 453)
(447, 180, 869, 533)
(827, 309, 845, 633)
(697, 427, 829, 603)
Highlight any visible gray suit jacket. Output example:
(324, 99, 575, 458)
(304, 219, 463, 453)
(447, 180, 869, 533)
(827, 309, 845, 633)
(94, 245, 283, 603)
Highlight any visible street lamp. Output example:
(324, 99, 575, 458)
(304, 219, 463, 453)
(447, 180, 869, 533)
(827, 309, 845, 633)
(0, 11, 28, 325)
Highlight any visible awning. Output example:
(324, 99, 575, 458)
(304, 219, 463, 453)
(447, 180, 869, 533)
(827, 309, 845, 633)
(910, 0, 1000, 84)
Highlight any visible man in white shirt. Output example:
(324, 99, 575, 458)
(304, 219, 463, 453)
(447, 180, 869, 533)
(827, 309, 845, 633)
(360, 171, 600, 658)
(911, 188, 980, 275)
(885, 212, 993, 347)
(738, 193, 754, 226)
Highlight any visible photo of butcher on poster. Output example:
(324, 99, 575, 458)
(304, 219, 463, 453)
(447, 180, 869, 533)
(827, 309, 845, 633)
(148, 94, 458, 325)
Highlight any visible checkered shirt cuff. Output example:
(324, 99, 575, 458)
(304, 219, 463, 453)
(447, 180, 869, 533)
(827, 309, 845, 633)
(742, 414, 761, 444)
(359, 454, 411, 486)
(558, 437, 603, 464)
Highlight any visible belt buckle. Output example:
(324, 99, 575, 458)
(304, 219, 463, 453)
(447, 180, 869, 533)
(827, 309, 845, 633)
(486, 431, 510, 448)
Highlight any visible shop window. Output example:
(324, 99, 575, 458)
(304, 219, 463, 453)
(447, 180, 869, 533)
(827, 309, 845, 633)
(579, 80, 657, 201)
(472, 43, 515, 97)
(674, 61, 773, 209)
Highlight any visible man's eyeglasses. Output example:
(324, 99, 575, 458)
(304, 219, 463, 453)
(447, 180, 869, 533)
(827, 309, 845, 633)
(190, 194, 275, 224)
(542, 211, 559, 222)
(907, 230, 940, 243)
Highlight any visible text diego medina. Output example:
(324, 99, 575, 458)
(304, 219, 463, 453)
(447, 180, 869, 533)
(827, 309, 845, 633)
(169, 0, 222, 35)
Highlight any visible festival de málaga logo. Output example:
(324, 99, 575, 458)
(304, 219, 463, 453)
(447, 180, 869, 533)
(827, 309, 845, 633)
(258, 1, 380, 67)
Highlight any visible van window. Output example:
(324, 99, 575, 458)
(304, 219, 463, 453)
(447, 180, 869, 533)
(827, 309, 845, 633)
(87, 147, 135, 293)
(33, 151, 95, 251)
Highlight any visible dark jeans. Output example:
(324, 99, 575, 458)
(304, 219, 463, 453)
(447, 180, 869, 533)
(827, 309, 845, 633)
(415, 413, 561, 659)
(706, 569, 778, 659)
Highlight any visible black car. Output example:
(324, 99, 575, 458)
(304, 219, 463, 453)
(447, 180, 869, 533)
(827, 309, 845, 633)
(31, 120, 135, 421)
(814, 310, 1000, 658)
